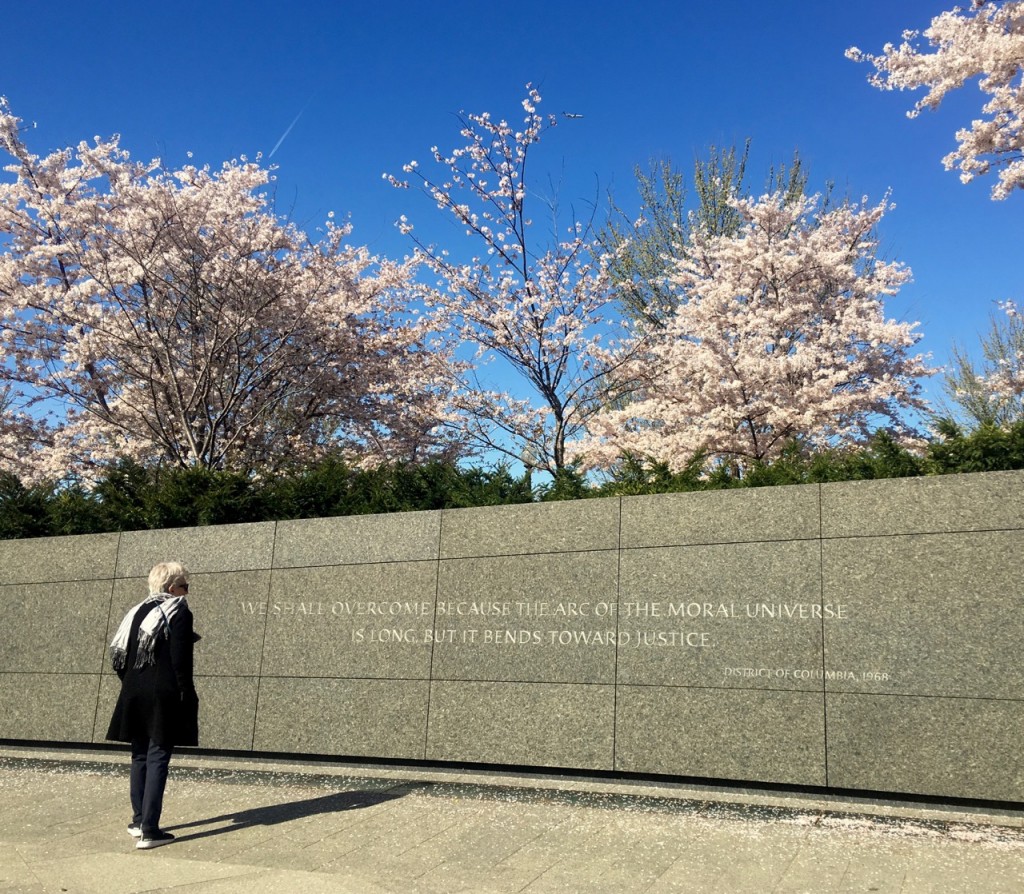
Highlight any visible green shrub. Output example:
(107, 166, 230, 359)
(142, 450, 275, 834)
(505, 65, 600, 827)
(926, 420, 1024, 474)
(3, 425, 1024, 541)
(0, 473, 54, 539)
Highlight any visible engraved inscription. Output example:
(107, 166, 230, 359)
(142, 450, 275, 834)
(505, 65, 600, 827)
(242, 598, 849, 649)
(241, 595, 894, 683)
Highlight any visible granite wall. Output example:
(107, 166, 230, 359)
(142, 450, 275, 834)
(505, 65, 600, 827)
(2, 470, 1022, 802)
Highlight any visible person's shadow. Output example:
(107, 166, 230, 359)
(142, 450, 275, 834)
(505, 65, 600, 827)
(165, 787, 409, 842)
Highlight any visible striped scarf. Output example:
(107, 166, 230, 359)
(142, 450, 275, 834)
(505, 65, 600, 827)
(109, 594, 187, 672)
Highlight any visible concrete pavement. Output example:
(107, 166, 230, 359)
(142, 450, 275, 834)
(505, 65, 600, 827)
(2, 745, 1023, 893)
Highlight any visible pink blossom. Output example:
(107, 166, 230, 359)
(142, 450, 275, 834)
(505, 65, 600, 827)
(386, 85, 639, 474)
(0, 98, 461, 480)
(581, 192, 933, 471)
(848, 2, 1024, 199)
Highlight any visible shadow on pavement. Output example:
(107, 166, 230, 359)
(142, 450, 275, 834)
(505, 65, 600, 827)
(166, 789, 405, 842)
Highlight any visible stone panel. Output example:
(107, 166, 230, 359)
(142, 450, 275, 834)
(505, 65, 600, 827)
(431, 552, 618, 684)
(93, 673, 121, 743)
(115, 523, 275, 577)
(439, 499, 619, 559)
(615, 685, 826, 786)
(821, 470, 1024, 538)
(822, 531, 1024, 698)
(193, 675, 260, 750)
(273, 511, 441, 568)
(103, 571, 272, 677)
(94, 674, 260, 750)
(260, 563, 436, 679)
(621, 486, 819, 549)
(0, 673, 101, 742)
(0, 533, 119, 585)
(617, 540, 824, 690)
(426, 681, 615, 769)
(253, 677, 429, 759)
(3, 471, 1023, 804)
(826, 693, 1024, 801)
(0, 581, 113, 674)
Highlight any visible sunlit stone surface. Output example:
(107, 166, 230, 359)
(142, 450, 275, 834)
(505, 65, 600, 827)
(2, 469, 1021, 801)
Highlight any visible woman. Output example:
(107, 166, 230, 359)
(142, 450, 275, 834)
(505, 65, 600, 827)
(106, 561, 199, 849)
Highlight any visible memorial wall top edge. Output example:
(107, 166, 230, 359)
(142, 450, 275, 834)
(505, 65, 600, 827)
(3, 470, 1023, 583)
(820, 469, 1024, 539)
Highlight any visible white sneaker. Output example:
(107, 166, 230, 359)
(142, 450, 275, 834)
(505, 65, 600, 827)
(136, 831, 175, 849)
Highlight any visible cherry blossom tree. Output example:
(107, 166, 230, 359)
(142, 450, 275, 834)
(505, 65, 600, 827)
(0, 97, 456, 481)
(939, 301, 1024, 426)
(0, 385, 50, 482)
(847, 1, 1024, 200)
(582, 191, 932, 471)
(386, 85, 642, 475)
(982, 301, 1024, 403)
(601, 143, 808, 328)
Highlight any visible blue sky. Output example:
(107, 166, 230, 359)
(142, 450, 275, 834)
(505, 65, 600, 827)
(2, 0, 1021, 416)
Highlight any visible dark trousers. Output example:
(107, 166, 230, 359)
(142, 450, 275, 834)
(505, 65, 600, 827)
(130, 738, 174, 834)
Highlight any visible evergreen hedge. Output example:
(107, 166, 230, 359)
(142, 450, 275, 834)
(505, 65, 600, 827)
(2, 420, 1023, 539)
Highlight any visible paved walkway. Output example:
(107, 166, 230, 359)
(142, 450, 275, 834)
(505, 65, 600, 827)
(1, 746, 1023, 893)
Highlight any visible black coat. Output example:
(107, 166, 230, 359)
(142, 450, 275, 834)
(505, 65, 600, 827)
(106, 600, 199, 747)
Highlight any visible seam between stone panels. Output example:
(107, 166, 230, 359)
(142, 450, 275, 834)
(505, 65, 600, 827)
(606, 680, 1024, 703)
(616, 681, 823, 695)
(1, 577, 112, 587)
(5, 670, 134, 675)
(435, 546, 623, 562)
(255, 673, 447, 683)
(405, 675, 614, 692)
(618, 536, 819, 555)
(1, 575, 131, 586)
(424, 510, 444, 761)
(819, 525, 1024, 541)
(612, 496, 623, 772)
(34, 671, 1022, 702)
(251, 675, 617, 688)
(251, 522, 278, 752)
(818, 483, 829, 787)
(821, 690, 1024, 702)
(90, 533, 123, 744)
(435, 550, 622, 562)
(268, 557, 440, 573)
